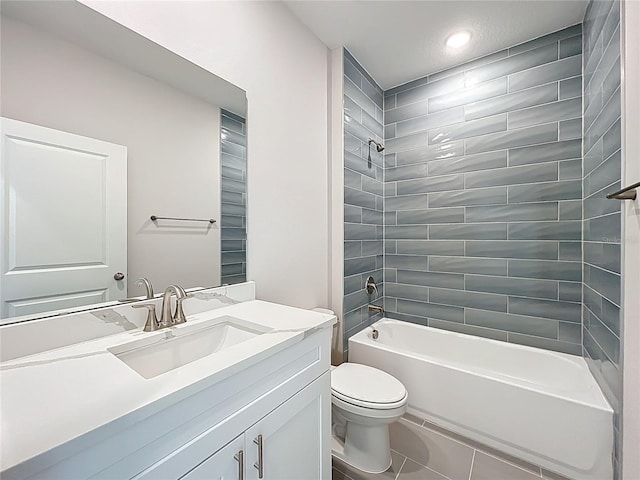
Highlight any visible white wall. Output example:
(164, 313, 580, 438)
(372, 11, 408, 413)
(1, 16, 221, 295)
(621, 1, 640, 478)
(329, 47, 345, 363)
(81, 0, 331, 309)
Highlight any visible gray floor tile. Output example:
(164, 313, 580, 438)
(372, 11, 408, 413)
(420, 420, 542, 476)
(397, 458, 449, 480)
(470, 452, 542, 480)
(389, 418, 474, 480)
(333, 467, 355, 480)
(332, 450, 406, 480)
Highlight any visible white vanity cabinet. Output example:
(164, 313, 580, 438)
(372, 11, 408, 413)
(180, 435, 244, 480)
(176, 372, 329, 480)
(243, 374, 328, 480)
(136, 372, 329, 480)
(2, 325, 332, 480)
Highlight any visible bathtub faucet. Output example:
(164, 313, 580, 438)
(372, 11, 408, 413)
(368, 304, 384, 314)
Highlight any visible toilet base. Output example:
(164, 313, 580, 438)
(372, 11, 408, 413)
(331, 426, 392, 474)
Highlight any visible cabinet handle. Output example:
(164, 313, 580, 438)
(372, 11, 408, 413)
(234, 450, 244, 480)
(253, 434, 264, 478)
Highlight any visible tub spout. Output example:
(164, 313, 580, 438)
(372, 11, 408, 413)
(368, 304, 384, 314)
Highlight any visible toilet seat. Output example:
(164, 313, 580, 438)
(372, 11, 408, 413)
(331, 363, 407, 410)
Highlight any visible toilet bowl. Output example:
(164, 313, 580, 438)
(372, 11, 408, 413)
(331, 363, 408, 473)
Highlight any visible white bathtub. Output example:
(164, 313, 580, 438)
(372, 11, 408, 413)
(348, 319, 613, 480)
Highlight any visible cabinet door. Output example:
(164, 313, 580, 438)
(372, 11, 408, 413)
(180, 434, 244, 480)
(245, 372, 331, 480)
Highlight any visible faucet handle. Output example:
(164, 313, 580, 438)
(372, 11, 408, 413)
(173, 295, 192, 325)
(132, 303, 159, 332)
(364, 276, 378, 296)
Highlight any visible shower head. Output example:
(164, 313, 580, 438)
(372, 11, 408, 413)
(368, 138, 385, 152)
(367, 138, 385, 168)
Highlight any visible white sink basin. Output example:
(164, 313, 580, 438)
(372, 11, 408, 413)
(108, 315, 271, 378)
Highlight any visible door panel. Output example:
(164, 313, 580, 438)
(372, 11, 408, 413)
(180, 435, 244, 480)
(6, 136, 107, 267)
(5, 289, 107, 318)
(0, 118, 127, 319)
(246, 372, 331, 480)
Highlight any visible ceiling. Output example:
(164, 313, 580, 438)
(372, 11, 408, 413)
(284, 0, 588, 90)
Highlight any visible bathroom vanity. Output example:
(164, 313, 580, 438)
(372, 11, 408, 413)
(0, 283, 335, 479)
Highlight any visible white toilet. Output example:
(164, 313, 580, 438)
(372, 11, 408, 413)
(330, 363, 408, 473)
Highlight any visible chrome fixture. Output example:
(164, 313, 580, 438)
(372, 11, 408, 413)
(160, 284, 189, 327)
(368, 304, 384, 315)
(368, 138, 385, 153)
(365, 276, 378, 295)
(135, 277, 154, 299)
(234, 450, 245, 480)
(606, 181, 639, 200)
(132, 284, 189, 332)
(253, 434, 264, 478)
(132, 302, 160, 332)
(371, 328, 380, 340)
(151, 215, 216, 224)
(367, 138, 385, 167)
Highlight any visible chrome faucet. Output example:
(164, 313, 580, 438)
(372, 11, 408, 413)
(159, 284, 189, 328)
(135, 277, 154, 299)
(132, 302, 160, 332)
(368, 304, 384, 314)
(132, 284, 189, 332)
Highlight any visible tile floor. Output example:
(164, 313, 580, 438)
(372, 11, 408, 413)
(332, 414, 572, 480)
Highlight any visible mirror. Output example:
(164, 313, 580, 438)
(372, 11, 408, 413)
(0, 1, 247, 324)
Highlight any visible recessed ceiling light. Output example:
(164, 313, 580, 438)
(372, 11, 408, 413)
(446, 31, 471, 49)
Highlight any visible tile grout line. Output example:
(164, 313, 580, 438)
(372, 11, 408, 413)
(410, 415, 567, 479)
(479, 448, 545, 478)
(467, 450, 476, 480)
(393, 456, 408, 480)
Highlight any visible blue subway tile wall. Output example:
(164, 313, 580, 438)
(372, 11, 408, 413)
(343, 49, 385, 358)
(220, 110, 247, 285)
(582, 0, 622, 476)
(382, 25, 583, 355)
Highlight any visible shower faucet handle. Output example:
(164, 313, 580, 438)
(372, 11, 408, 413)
(365, 276, 378, 295)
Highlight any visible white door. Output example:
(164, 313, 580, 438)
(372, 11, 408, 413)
(0, 118, 127, 320)
(245, 372, 331, 480)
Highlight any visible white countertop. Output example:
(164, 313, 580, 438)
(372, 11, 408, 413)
(0, 300, 336, 471)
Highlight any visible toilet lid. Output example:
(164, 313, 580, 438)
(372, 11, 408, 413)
(331, 363, 407, 405)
